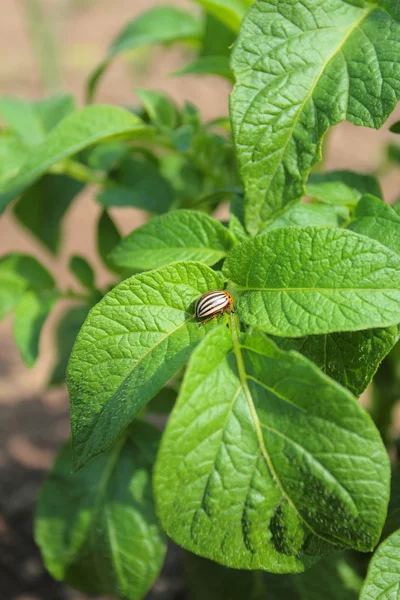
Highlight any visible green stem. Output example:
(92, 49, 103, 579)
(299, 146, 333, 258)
(21, 0, 62, 93)
(50, 159, 108, 185)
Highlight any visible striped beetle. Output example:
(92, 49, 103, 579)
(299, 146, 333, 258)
(194, 290, 234, 326)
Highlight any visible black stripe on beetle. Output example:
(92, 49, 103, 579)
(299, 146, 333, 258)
(194, 290, 234, 326)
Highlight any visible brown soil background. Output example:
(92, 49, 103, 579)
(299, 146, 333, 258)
(0, 1, 399, 599)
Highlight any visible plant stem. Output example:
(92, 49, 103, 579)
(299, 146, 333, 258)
(21, 0, 62, 93)
(50, 159, 108, 185)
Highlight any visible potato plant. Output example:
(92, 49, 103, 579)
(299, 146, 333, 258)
(1, 0, 400, 598)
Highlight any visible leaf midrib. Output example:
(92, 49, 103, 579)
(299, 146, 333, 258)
(237, 286, 400, 292)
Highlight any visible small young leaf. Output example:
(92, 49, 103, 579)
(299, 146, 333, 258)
(69, 256, 95, 290)
(224, 227, 400, 337)
(67, 261, 225, 471)
(13, 290, 57, 367)
(49, 305, 91, 386)
(388, 143, 400, 164)
(97, 210, 122, 273)
(348, 194, 400, 256)
(35, 421, 166, 600)
(174, 56, 234, 80)
(192, 0, 252, 31)
(155, 325, 389, 571)
(0, 106, 146, 195)
(108, 210, 235, 271)
(261, 203, 349, 233)
(0, 254, 54, 321)
(98, 155, 174, 214)
(136, 89, 179, 129)
(87, 7, 203, 102)
(13, 175, 84, 254)
(231, 1, 400, 233)
(306, 171, 382, 207)
(389, 121, 400, 134)
(0, 94, 75, 146)
(274, 327, 400, 397)
(360, 530, 400, 599)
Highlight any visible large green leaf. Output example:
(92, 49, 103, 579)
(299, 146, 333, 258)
(0, 254, 54, 321)
(186, 552, 362, 599)
(360, 530, 400, 599)
(67, 261, 225, 471)
(261, 202, 349, 232)
(231, 0, 400, 233)
(0, 106, 146, 195)
(348, 194, 400, 256)
(13, 290, 57, 367)
(87, 7, 203, 102)
(306, 171, 382, 207)
(108, 210, 235, 272)
(35, 421, 166, 600)
(274, 327, 400, 397)
(0, 94, 75, 146)
(192, 0, 254, 31)
(155, 324, 389, 572)
(224, 227, 400, 337)
(13, 175, 84, 254)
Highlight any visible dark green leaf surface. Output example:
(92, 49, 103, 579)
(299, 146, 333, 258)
(13, 175, 84, 254)
(87, 7, 203, 102)
(186, 552, 361, 600)
(155, 324, 389, 571)
(13, 290, 57, 367)
(231, 0, 400, 233)
(147, 386, 177, 415)
(35, 421, 166, 600)
(174, 56, 234, 80)
(360, 530, 400, 599)
(0, 106, 146, 195)
(382, 468, 400, 541)
(109, 211, 235, 271)
(50, 305, 91, 386)
(389, 120, 400, 134)
(136, 89, 179, 129)
(68, 262, 225, 470)
(201, 14, 236, 57)
(0, 94, 75, 146)
(0, 254, 54, 321)
(69, 256, 95, 290)
(229, 194, 248, 241)
(274, 327, 400, 397)
(348, 194, 400, 256)
(192, 0, 254, 31)
(261, 203, 349, 232)
(306, 171, 382, 207)
(97, 210, 122, 273)
(224, 227, 400, 337)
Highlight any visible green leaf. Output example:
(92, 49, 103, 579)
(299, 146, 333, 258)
(192, 0, 254, 31)
(0, 254, 54, 321)
(231, 1, 400, 233)
(0, 106, 146, 195)
(229, 194, 249, 241)
(13, 290, 57, 367)
(97, 155, 174, 214)
(388, 143, 400, 164)
(201, 14, 236, 57)
(155, 323, 389, 572)
(360, 530, 400, 599)
(174, 56, 234, 80)
(108, 210, 235, 272)
(0, 134, 31, 185)
(0, 94, 75, 146)
(348, 194, 400, 256)
(35, 421, 166, 600)
(69, 255, 95, 290)
(136, 88, 179, 129)
(306, 171, 382, 207)
(87, 7, 203, 102)
(185, 552, 362, 600)
(13, 175, 84, 254)
(389, 120, 400, 134)
(147, 386, 177, 415)
(67, 261, 225, 471)
(224, 227, 400, 337)
(382, 467, 400, 541)
(261, 203, 349, 232)
(97, 210, 122, 273)
(273, 327, 400, 397)
(50, 305, 91, 386)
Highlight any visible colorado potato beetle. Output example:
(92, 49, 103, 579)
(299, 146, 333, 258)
(194, 290, 234, 326)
